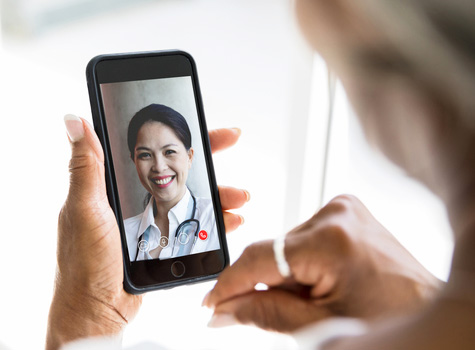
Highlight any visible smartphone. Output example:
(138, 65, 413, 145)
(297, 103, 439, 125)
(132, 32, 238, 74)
(86, 50, 229, 293)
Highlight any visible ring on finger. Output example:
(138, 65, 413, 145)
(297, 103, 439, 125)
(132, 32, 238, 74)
(273, 235, 291, 278)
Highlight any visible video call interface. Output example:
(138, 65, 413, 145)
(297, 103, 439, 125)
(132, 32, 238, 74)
(100, 76, 220, 263)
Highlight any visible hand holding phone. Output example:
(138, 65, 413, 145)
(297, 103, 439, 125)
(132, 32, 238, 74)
(47, 113, 247, 348)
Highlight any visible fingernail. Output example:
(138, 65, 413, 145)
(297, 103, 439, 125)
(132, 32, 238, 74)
(243, 190, 251, 202)
(232, 127, 242, 136)
(64, 114, 84, 142)
(202, 291, 211, 307)
(239, 215, 245, 226)
(207, 313, 238, 328)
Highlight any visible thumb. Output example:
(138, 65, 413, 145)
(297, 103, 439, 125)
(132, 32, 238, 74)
(208, 289, 334, 333)
(64, 114, 106, 204)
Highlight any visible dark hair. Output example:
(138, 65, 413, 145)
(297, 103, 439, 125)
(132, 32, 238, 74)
(127, 103, 192, 159)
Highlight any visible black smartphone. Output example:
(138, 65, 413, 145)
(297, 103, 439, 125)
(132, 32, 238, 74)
(86, 50, 229, 293)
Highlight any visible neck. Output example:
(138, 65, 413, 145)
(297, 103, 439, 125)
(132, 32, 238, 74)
(153, 189, 187, 219)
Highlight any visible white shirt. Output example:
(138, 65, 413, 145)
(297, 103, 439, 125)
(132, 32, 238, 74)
(124, 188, 219, 261)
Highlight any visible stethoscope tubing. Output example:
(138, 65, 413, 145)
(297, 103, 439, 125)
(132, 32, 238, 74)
(134, 194, 199, 261)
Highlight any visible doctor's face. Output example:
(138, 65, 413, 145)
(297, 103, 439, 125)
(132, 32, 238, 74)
(134, 121, 193, 207)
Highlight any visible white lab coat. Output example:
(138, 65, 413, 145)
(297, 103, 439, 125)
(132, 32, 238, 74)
(124, 188, 219, 261)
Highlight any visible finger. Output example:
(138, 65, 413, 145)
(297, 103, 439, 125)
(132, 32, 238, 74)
(219, 185, 250, 210)
(209, 128, 241, 153)
(208, 289, 333, 333)
(64, 115, 106, 203)
(204, 240, 285, 308)
(223, 211, 244, 233)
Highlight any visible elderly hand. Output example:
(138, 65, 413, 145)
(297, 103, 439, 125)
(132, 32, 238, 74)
(204, 195, 440, 332)
(46, 116, 249, 350)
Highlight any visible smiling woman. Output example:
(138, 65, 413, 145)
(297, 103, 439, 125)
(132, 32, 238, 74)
(127, 104, 194, 206)
(124, 103, 219, 261)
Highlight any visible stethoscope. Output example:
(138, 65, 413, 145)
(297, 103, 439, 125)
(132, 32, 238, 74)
(135, 195, 200, 261)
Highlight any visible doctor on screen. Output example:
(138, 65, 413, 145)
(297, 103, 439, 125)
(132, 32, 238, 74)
(124, 104, 219, 261)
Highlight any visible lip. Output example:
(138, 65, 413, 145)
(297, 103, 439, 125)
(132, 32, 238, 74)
(150, 175, 175, 189)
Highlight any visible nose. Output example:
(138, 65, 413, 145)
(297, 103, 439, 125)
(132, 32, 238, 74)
(151, 154, 168, 173)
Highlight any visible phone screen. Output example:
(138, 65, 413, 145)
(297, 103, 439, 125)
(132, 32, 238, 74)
(87, 52, 227, 292)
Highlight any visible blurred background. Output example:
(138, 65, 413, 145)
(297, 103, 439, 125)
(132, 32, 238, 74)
(0, 0, 454, 349)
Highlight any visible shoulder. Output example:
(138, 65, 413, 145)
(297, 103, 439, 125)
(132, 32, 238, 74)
(195, 197, 213, 212)
(195, 196, 212, 205)
(194, 197, 217, 228)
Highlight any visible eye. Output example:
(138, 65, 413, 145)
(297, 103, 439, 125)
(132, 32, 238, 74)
(137, 152, 152, 160)
(164, 149, 176, 156)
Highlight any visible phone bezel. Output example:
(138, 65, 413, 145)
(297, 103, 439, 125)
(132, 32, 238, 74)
(86, 50, 229, 294)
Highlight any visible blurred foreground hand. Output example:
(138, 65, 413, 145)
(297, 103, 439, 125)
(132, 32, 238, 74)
(204, 195, 440, 332)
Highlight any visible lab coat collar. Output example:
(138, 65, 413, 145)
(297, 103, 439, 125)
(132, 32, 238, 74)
(136, 188, 192, 240)
(169, 187, 192, 227)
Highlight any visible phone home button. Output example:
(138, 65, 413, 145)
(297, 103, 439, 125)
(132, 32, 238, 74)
(170, 261, 185, 278)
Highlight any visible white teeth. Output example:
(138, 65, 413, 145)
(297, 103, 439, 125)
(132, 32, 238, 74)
(154, 176, 173, 185)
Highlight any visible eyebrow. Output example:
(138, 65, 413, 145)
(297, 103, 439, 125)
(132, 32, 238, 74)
(162, 143, 179, 149)
(135, 144, 179, 152)
(135, 146, 151, 152)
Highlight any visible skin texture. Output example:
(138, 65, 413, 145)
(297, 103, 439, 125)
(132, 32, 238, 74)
(46, 119, 249, 350)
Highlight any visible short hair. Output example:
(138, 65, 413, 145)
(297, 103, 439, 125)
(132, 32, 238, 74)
(127, 104, 192, 159)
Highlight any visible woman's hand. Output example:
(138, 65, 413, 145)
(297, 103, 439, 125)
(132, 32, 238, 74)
(46, 116, 249, 350)
(204, 195, 441, 332)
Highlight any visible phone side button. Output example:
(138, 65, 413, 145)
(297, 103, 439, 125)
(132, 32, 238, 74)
(170, 261, 185, 278)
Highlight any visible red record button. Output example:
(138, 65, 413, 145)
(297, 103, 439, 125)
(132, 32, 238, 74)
(198, 230, 208, 241)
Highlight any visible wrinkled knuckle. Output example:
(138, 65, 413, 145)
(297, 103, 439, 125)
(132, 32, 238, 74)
(320, 223, 354, 255)
(326, 223, 350, 240)
(69, 154, 96, 173)
(327, 194, 359, 213)
(335, 193, 358, 204)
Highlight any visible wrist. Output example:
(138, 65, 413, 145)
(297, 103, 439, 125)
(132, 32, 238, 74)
(46, 283, 126, 350)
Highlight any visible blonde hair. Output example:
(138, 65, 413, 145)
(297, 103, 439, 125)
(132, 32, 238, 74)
(349, 0, 475, 128)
